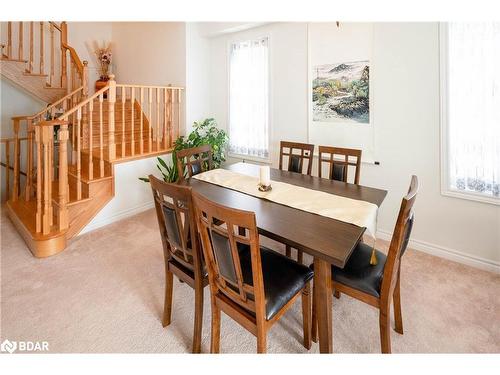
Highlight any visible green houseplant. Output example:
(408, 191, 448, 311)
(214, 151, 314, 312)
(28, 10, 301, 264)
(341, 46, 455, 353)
(139, 118, 228, 183)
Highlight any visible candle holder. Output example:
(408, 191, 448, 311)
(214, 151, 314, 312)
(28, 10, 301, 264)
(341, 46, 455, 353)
(258, 183, 272, 192)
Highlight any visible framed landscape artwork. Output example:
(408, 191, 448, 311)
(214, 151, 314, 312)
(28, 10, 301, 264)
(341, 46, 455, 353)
(312, 60, 370, 124)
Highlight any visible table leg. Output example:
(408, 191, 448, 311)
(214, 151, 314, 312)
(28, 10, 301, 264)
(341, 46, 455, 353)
(314, 257, 333, 353)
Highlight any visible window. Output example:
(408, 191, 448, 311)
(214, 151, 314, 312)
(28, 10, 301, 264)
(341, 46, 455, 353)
(229, 37, 269, 159)
(440, 23, 500, 204)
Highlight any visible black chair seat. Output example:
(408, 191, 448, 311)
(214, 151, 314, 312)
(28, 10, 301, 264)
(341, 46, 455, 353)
(334, 242, 386, 298)
(239, 246, 314, 320)
(310, 242, 386, 298)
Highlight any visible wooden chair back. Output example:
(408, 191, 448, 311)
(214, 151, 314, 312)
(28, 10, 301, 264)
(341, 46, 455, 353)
(192, 190, 266, 320)
(279, 141, 315, 176)
(176, 145, 213, 181)
(149, 175, 203, 276)
(318, 146, 362, 184)
(380, 175, 418, 302)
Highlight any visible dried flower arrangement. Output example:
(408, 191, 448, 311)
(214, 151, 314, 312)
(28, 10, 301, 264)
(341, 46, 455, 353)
(94, 42, 112, 81)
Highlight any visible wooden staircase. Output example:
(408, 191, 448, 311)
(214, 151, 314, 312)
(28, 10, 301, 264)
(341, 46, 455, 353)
(1, 22, 184, 258)
(0, 22, 81, 103)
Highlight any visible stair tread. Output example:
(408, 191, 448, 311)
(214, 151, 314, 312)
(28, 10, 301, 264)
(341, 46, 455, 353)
(1, 57, 28, 63)
(23, 72, 48, 77)
(68, 164, 113, 183)
(51, 180, 91, 206)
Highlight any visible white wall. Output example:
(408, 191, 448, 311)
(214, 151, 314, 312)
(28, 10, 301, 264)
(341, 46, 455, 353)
(67, 22, 113, 90)
(185, 23, 211, 132)
(80, 154, 172, 235)
(207, 22, 500, 271)
(111, 22, 186, 86)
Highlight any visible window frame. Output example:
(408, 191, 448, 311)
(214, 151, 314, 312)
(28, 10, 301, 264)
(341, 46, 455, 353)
(439, 22, 500, 206)
(226, 34, 272, 163)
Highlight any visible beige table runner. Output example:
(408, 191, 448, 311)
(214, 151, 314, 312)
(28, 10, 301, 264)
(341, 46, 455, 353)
(192, 168, 378, 238)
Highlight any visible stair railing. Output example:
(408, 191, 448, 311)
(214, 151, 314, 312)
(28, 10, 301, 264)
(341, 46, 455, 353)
(31, 120, 69, 234)
(6, 75, 184, 236)
(1, 21, 86, 93)
(0, 136, 27, 202)
(115, 82, 183, 158)
(8, 84, 86, 203)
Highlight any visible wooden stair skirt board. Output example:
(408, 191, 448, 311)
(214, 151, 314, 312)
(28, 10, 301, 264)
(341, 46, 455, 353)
(6, 146, 173, 258)
(5, 161, 114, 258)
(0, 59, 66, 103)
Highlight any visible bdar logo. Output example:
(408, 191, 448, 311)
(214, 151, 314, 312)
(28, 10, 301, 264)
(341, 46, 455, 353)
(1, 339, 17, 354)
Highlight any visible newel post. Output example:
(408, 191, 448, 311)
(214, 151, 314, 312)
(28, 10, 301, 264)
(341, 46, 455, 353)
(41, 125, 52, 235)
(107, 74, 116, 161)
(12, 119, 20, 201)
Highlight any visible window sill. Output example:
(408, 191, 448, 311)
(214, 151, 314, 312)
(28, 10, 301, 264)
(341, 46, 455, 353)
(441, 189, 500, 206)
(227, 152, 271, 165)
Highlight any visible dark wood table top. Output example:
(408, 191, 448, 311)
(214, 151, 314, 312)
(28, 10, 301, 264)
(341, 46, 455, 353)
(186, 162, 387, 268)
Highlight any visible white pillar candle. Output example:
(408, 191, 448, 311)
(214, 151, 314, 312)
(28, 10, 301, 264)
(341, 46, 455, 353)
(260, 165, 271, 187)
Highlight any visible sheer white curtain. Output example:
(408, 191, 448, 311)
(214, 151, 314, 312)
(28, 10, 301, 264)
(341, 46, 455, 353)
(229, 37, 269, 159)
(446, 23, 500, 199)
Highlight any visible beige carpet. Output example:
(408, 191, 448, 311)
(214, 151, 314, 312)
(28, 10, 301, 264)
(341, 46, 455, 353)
(1, 207, 499, 353)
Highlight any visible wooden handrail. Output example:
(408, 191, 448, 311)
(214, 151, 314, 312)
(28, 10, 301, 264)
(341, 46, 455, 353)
(38, 120, 69, 127)
(0, 137, 28, 143)
(48, 21, 62, 32)
(58, 85, 110, 120)
(0, 162, 27, 176)
(12, 86, 84, 122)
(116, 84, 185, 90)
(64, 44, 84, 74)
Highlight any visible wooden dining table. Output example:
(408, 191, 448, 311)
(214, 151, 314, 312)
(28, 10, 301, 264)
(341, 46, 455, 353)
(185, 161, 387, 353)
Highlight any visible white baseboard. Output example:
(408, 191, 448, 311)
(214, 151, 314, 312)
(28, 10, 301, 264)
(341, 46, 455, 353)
(376, 229, 500, 274)
(78, 201, 155, 236)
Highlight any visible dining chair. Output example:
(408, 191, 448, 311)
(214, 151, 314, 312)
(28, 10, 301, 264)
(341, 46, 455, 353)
(311, 175, 418, 353)
(149, 175, 208, 353)
(176, 144, 213, 182)
(318, 146, 362, 184)
(279, 141, 315, 263)
(192, 190, 314, 353)
(279, 141, 315, 176)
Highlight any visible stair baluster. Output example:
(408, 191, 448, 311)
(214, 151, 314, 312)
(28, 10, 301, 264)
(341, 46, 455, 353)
(26, 119, 33, 200)
(12, 119, 20, 201)
(28, 22, 33, 73)
(156, 88, 160, 152)
(121, 87, 126, 157)
(88, 99, 94, 180)
(163, 88, 168, 149)
(107, 75, 116, 161)
(176, 89, 181, 144)
(76, 108, 82, 200)
(7, 22, 12, 58)
(148, 88, 153, 153)
(4, 141, 11, 200)
(131, 87, 135, 156)
(58, 123, 69, 230)
(140, 88, 144, 154)
(39, 22, 44, 75)
(18, 22, 23, 61)
(50, 23, 54, 87)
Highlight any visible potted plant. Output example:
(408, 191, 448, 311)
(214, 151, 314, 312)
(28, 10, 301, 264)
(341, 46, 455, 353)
(140, 118, 228, 183)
